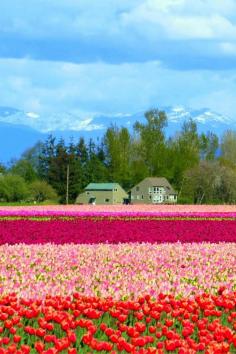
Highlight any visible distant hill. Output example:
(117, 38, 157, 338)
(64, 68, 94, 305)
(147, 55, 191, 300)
(0, 105, 234, 163)
(0, 121, 45, 164)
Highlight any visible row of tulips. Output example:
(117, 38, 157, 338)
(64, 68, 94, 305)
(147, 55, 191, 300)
(2, 210, 236, 218)
(2, 215, 236, 220)
(0, 243, 235, 299)
(0, 217, 236, 244)
(0, 290, 235, 353)
(1, 204, 236, 214)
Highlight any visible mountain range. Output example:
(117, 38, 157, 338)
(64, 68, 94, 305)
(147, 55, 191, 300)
(0, 105, 234, 163)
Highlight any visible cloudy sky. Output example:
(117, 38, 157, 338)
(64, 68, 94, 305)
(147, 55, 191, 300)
(1, 0, 236, 118)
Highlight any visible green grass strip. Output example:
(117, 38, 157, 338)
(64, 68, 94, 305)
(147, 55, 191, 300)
(0, 216, 236, 222)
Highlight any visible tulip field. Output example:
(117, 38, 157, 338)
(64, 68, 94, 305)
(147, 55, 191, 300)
(0, 206, 235, 353)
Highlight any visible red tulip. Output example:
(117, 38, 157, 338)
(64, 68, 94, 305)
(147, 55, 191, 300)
(68, 331, 76, 343)
(20, 345, 30, 354)
(13, 335, 21, 343)
(135, 322, 146, 333)
(34, 341, 44, 353)
(2, 337, 10, 345)
(4, 319, 13, 329)
(68, 349, 77, 354)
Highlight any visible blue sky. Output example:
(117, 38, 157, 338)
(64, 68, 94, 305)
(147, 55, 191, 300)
(1, 0, 236, 119)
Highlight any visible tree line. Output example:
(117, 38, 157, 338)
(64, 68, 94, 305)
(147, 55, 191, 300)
(1, 109, 236, 204)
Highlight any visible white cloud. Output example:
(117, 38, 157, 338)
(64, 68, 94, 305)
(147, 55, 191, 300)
(165, 15, 236, 40)
(26, 112, 40, 119)
(0, 0, 138, 39)
(122, 0, 236, 40)
(1, 0, 236, 70)
(1, 0, 236, 41)
(220, 42, 236, 55)
(0, 57, 236, 119)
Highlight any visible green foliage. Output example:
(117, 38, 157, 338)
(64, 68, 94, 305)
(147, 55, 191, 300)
(0, 174, 29, 202)
(199, 131, 219, 160)
(48, 138, 68, 203)
(181, 161, 236, 204)
(10, 159, 38, 183)
(221, 130, 236, 166)
(29, 180, 58, 202)
(134, 109, 168, 177)
(85, 140, 108, 185)
(0, 163, 6, 175)
(38, 135, 56, 180)
(104, 126, 132, 189)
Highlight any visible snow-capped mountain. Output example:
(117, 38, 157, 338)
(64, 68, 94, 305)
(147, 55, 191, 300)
(0, 105, 234, 163)
(164, 106, 233, 136)
(164, 106, 232, 125)
(0, 105, 233, 134)
(0, 107, 104, 133)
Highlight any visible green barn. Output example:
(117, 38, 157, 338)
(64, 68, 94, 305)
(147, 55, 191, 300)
(75, 183, 128, 205)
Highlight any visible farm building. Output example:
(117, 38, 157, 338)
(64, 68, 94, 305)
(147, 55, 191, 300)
(130, 177, 177, 204)
(75, 183, 128, 205)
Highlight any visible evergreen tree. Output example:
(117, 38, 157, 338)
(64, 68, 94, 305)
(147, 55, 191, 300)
(21, 141, 44, 173)
(49, 138, 68, 203)
(0, 163, 6, 175)
(86, 139, 108, 184)
(38, 135, 56, 180)
(66, 140, 84, 203)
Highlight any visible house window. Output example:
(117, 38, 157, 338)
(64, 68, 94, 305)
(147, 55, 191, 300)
(153, 187, 159, 193)
(149, 195, 152, 200)
(141, 195, 144, 199)
(105, 198, 110, 202)
(148, 187, 152, 194)
(136, 186, 140, 191)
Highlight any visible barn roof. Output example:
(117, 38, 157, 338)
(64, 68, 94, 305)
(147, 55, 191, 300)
(85, 183, 118, 191)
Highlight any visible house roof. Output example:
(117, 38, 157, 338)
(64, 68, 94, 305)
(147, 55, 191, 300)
(136, 177, 177, 195)
(85, 183, 118, 191)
